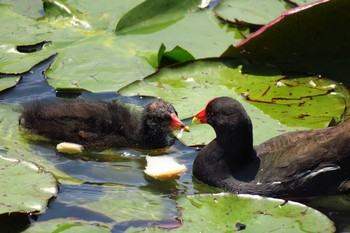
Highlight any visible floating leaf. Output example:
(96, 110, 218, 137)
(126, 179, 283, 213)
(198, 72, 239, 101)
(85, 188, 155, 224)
(139, 44, 195, 69)
(128, 193, 335, 232)
(0, 76, 19, 91)
(176, 193, 335, 232)
(0, 3, 237, 92)
(0, 0, 43, 19)
(157, 44, 195, 68)
(214, 0, 289, 26)
(115, 0, 199, 35)
(119, 59, 349, 145)
(141, 193, 335, 232)
(23, 218, 111, 233)
(0, 155, 57, 215)
(286, 0, 320, 6)
(0, 42, 55, 74)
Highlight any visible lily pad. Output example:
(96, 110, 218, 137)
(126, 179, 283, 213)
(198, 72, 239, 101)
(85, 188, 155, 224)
(142, 193, 335, 232)
(115, 0, 199, 35)
(0, 75, 19, 91)
(214, 0, 289, 26)
(0, 1, 239, 92)
(137, 44, 195, 69)
(287, 0, 319, 6)
(41, 0, 145, 31)
(0, 155, 57, 215)
(236, 65, 349, 127)
(23, 218, 111, 233)
(0, 0, 43, 19)
(119, 59, 349, 146)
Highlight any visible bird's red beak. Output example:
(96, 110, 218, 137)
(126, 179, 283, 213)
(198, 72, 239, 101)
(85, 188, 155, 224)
(192, 108, 207, 124)
(192, 98, 217, 124)
(170, 113, 190, 132)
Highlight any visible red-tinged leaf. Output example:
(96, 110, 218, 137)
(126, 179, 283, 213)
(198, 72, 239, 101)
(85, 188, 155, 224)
(221, 0, 350, 85)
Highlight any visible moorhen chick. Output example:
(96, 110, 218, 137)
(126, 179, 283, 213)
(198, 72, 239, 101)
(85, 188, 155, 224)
(20, 98, 189, 149)
(192, 97, 350, 197)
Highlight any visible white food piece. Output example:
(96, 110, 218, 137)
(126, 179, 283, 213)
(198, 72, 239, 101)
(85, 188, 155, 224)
(56, 142, 84, 154)
(198, 0, 211, 9)
(177, 128, 185, 138)
(144, 155, 187, 180)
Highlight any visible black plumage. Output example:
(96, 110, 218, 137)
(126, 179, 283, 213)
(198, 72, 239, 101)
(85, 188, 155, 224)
(192, 97, 350, 197)
(20, 98, 188, 149)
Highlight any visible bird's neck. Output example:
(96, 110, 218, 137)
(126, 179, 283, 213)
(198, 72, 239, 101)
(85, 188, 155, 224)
(215, 126, 255, 164)
(137, 117, 173, 149)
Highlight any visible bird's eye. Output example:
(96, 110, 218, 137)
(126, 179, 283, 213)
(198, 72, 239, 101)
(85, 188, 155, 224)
(208, 110, 215, 117)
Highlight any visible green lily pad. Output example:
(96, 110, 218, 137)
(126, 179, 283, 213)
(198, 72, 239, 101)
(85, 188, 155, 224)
(138, 43, 195, 69)
(0, 155, 57, 215)
(0, 42, 55, 75)
(115, 0, 199, 35)
(23, 218, 111, 233)
(0, 76, 19, 91)
(0, 1, 239, 92)
(137, 193, 335, 232)
(41, 0, 146, 31)
(236, 65, 349, 127)
(44, 34, 155, 91)
(0, 0, 43, 19)
(119, 59, 349, 146)
(214, 0, 289, 26)
(287, 0, 319, 6)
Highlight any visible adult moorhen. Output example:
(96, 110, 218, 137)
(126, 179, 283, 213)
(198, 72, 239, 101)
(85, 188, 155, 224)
(192, 97, 350, 197)
(20, 98, 189, 149)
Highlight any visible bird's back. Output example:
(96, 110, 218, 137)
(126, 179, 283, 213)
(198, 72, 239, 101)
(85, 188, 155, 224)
(20, 100, 139, 148)
(251, 120, 350, 196)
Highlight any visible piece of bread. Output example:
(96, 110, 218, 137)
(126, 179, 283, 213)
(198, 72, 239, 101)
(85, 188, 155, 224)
(56, 142, 84, 154)
(144, 155, 187, 180)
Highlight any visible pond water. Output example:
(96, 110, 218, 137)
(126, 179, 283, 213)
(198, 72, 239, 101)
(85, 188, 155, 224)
(0, 57, 349, 232)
